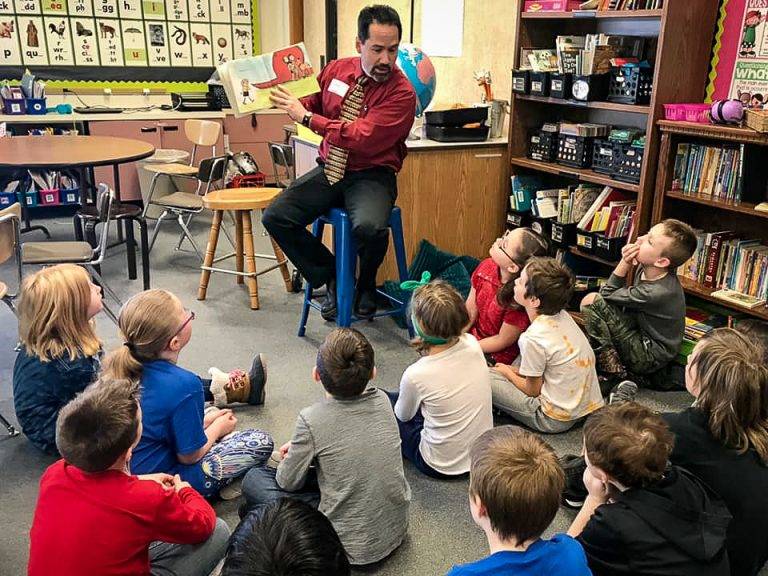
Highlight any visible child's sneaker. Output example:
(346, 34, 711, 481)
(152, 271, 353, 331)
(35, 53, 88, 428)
(208, 353, 267, 407)
(609, 380, 639, 405)
(219, 477, 243, 501)
(560, 454, 588, 509)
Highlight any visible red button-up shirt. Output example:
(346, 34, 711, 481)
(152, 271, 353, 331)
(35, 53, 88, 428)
(301, 57, 416, 173)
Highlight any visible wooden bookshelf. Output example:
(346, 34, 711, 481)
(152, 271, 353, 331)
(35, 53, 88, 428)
(515, 93, 651, 114)
(653, 122, 768, 321)
(568, 246, 619, 267)
(508, 1, 720, 270)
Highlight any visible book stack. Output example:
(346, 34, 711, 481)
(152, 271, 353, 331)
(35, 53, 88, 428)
(574, 186, 635, 238)
(554, 35, 646, 76)
(560, 122, 611, 137)
(594, 0, 663, 9)
(671, 143, 745, 201)
(509, 175, 543, 212)
(680, 231, 768, 307)
(556, 185, 601, 224)
(684, 305, 728, 341)
(532, 189, 562, 218)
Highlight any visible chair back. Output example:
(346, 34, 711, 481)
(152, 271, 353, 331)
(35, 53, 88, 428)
(196, 155, 229, 193)
(0, 202, 21, 266)
(185, 120, 221, 165)
(91, 184, 115, 264)
(269, 142, 295, 188)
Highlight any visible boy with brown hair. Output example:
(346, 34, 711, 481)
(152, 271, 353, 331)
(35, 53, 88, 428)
(446, 426, 590, 575)
(491, 257, 604, 432)
(240, 328, 410, 566)
(28, 378, 230, 576)
(568, 402, 731, 576)
(581, 218, 698, 382)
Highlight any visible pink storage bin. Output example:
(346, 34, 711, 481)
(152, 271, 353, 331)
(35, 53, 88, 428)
(663, 103, 710, 124)
(39, 189, 61, 206)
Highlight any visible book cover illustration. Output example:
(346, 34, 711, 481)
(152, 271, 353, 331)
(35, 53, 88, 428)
(218, 42, 320, 117)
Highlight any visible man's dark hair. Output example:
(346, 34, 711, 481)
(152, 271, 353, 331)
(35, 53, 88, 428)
(357, 4, 402, 42)
(523, 257, 574, 316)
(223, 499, 351, 576)
(56, 378, 141, 473)
(316, 328, 374, 398)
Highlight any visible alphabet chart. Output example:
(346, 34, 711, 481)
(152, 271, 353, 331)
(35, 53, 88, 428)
(0, 0, 254, 69)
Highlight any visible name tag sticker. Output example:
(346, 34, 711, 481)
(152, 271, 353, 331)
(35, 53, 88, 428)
(328, 78, 350, 98)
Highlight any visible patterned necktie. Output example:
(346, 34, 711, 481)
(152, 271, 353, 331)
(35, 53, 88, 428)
(324, 75, 368, 185)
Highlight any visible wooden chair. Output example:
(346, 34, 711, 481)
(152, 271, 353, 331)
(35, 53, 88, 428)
(0, 202, 22, 316)
(197, 188, 292, 310)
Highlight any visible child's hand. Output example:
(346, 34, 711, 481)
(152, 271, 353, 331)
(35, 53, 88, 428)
(138, 473, 175, 489)
(204, 408, 232, 429)
(620, 242, 640, 266)
(172, 474, 192, 493)
(583, 467, 609, 503)
(215, 412, 237, 437)
(279, 441, 291, 459)
(493, 363, 518, 382)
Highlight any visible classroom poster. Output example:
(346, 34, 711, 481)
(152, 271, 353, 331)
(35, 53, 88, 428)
(16, 15, 48, 63)
(44, 16, 74, 64)
(71, 16, 99, 64)
(708, 0, 768, 107)
(0, 15, 23, 64)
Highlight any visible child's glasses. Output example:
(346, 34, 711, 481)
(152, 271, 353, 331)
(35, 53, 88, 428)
(171, 309, 195, 340)
(497, 230, 516, 264)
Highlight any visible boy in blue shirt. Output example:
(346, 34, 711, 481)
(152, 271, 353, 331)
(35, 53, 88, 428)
(447, 426, 591, 576)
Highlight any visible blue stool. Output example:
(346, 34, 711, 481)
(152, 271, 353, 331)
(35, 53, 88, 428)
(298, 206, 412, 336)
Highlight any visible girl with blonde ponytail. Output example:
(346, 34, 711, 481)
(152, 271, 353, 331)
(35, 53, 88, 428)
(664, 326, 768, 576)
(102, 289, 274, 498)
(13, 264, 104, 454)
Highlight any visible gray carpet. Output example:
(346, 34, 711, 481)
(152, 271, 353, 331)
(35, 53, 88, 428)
(0, 212, 715, 575)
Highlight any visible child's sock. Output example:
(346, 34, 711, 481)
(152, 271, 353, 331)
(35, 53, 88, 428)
(208, 353, 267, 407)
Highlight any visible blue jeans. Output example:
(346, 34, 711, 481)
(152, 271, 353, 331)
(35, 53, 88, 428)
(241, 465, 321, 515)
(384, 390, 462, 480)
(149, 517, 230, 576)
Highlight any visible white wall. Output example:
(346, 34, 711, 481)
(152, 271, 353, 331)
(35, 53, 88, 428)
(259, 0, 291, 53)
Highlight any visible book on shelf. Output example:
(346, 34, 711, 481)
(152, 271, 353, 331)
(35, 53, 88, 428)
(559, 122, 611, 137)
(671, 142, 745, 201)
(509, 175, 543, 212)
(532, 189, 562, 219)
(684, 305, 729, 341)
(576, 186, 627, 230)
(556, 185, 601, 224)
(710, 288, 766, 309)
(597, 0, 663, 9)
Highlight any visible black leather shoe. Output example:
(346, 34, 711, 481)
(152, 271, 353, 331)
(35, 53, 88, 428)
(355, 287, 377, 319)
(320, 278, 337, 321)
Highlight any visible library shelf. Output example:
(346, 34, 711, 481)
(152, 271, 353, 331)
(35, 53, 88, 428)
(520, 10, 663, 20)
(515, 94, 651, 114)
(657, 120, 768, 146)
(678, 276, 768, 322)
(567, 246, 618, 267)
(510, 156, 640, 193)
(665, 190, 768, 220)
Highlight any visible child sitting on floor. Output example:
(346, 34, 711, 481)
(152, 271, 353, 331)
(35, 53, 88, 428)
(101, 289, 274, 498)
(28, 377, 230, 576)
(391, 277, 493, 478)
(491, 257, 604, 432)
(240, 328, 409, 566)
(466, 227, 549, 365)
(13, 264, 103, 454)
(446, 426, 591, 576)
(569, 402, 731, 576)
(664, 327, 768, 576)
(581, 218, 697, 383)
(224, 498, 351, 576)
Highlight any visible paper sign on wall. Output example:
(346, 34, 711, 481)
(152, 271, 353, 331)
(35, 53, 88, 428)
(420, 0, 463, 58)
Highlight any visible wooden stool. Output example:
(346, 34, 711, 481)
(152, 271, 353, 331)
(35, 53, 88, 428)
(198, 187, 292, 310)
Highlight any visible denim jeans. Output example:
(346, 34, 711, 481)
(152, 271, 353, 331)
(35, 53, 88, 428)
(241, 465, 321, 515)
(149, 517, 230, 576)
(384, 390, 464, 480)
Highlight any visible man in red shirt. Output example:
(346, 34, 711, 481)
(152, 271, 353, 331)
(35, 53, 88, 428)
(265, 5, 416, 320)
(28, 378, 230, 576)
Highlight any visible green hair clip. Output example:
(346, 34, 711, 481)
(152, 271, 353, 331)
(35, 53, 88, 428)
(400, 271, 432, 291)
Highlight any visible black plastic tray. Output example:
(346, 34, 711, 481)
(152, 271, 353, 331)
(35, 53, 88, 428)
(425, 124, 490, 142)
(424, 107, 489, 126)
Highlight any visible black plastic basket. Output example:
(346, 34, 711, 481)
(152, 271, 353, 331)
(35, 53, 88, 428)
(528, 130, 559, 163)
(607, 66, 653, 105)
(530, 72, 551, 97)
(592, 139, 615, 175)
(557, 134, 594, 168)
(512, 70, 531, 95)
(613, 143, 645, 183)
(550, 73, 572, 99)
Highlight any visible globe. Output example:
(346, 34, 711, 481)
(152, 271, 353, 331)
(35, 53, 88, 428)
(396, 43, 436, 116)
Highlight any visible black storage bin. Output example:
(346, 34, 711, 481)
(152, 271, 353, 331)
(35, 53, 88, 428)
(528, 130, 559, 163)
(576, 229, 597, 253)
(550, 73, 572, 99)
(425, 124, 490, 142)
(530, 215, 554, 240)
(557, 134, 594, 168)
(506, 209, 531, 229)
(608, 66, 653, 105)
(512, 70, 531, 94)
(572, 74, 610, 101)
(594, 233, 625, 262)
(592, 139, 615, 175)
(551, 222, 577, 247)
(530, 72, 551, 97)
(424, 107, 489, 126)
(613, 143, 644, 183)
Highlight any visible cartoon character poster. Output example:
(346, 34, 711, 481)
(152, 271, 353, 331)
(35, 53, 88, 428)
(217, 42, 319, 117)
(708, 0, 768, 108)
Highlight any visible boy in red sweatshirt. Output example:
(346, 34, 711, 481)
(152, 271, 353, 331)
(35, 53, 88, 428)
(28, 377, 230, 576)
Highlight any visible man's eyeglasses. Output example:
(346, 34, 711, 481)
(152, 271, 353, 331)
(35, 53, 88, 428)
(171, 310, 195, 340)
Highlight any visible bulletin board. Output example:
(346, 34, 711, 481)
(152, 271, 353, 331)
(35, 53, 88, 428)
(707, 0, 768, 107)
(0, 0, 259, 87)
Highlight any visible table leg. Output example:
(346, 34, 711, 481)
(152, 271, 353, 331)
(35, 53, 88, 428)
(125, 219, 137, 280)
(235, 210, 244, 285)
(139, 217, 151, 290)
(198, 210, 222, 301)
(241, 210, 260, 310)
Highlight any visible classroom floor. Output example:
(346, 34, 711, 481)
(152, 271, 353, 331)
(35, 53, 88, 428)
(1, 213, 754, 576)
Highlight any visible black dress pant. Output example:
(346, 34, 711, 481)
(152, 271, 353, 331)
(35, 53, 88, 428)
(262, 165, 397, 289)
